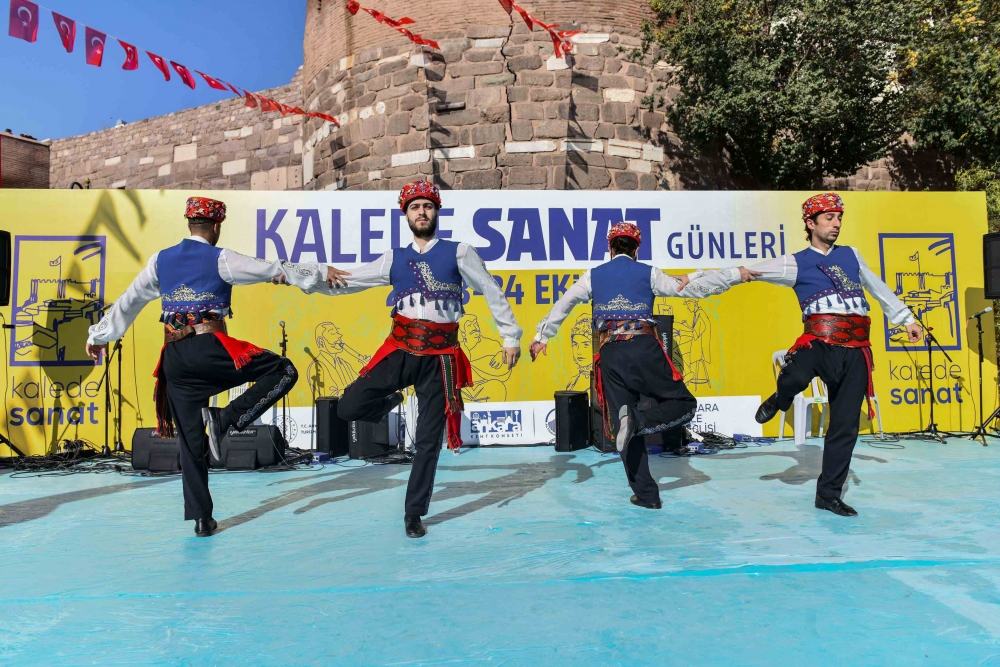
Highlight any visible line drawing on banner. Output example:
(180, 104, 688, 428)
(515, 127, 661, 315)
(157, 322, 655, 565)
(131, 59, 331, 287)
(305, 321, 370, 397)
(879, 233, 960, 352)
(565, 314, 592, 391)
(459, 314, 511, 402)
(10, 236, 106, 367)
(673, 299, 713, 386)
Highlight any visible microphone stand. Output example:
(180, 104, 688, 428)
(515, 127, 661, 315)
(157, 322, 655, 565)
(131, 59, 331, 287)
(969, 311, 995, 445)
(95, 339, 123, 455)
(279, 321, 288, 443)
(0, 321, 26, 457)
(909, 313, 955, 444)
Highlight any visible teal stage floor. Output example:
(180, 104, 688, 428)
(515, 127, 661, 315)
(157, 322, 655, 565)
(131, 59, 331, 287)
(2, 438, 999, 666)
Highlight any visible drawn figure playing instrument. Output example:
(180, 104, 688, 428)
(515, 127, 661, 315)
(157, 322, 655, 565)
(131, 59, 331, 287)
(306, 322, 370, 396)
(673, 299, 711, 386)
(459, 314, 511, 402)
(566, 314, 592, 391)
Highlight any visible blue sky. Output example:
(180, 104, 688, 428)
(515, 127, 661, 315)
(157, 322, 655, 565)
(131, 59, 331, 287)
(0, 0, 307, 140)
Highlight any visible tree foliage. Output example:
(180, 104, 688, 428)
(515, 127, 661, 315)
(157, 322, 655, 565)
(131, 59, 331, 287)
(900, 0, 1000, 167)
(640, 0, 918, 189)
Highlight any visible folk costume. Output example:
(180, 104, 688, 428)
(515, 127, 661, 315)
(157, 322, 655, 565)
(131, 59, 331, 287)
(321, 181, 522, 520)
(87, 197, 327, 527)
(684, 193, 916, 507)
(534, 222, 693, 508)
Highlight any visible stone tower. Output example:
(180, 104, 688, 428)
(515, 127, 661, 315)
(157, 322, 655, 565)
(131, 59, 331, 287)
(300, 0, 680, 192)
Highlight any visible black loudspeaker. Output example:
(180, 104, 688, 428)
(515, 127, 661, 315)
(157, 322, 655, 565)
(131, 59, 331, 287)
(131, 428, 181, 472)
(554, 390, 590, 451)
(654, 314, 676, 366)
(315, 396, 350, 457)
(210, 425, 287, 470)
(0, 231, 10, 308)
(349, 416, 393, 459)
(984, 233, 1000, 299)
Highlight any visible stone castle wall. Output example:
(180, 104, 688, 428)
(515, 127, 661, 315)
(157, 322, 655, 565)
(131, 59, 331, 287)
(1, 133, 50, 189)
(49, 74, 306, 191)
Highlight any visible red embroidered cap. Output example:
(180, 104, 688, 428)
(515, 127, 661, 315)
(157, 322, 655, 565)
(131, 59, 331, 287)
(802, 193, 844, 221)
(398, 180, 442, 212)
(607, 221, 642, 248)
(184, 197, 227, 223)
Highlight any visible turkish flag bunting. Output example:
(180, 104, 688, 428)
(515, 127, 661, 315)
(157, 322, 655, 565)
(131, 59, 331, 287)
(170, 61, 196, 89)
(51, 11, 75, 52)
(119, 40, 139, 70)
(196, 71, 227, 91)
(309, 112, 339, 125)
(278, 103, 294, 116)
(8, 0, 39, 43)
(85, 26, 106, 66)
(221, 80, 242, 96)
(258, 97, 280, 113)
(146, 52, 170, 81)
(346, 0, 359, 14)
(243, 90, 259, 109)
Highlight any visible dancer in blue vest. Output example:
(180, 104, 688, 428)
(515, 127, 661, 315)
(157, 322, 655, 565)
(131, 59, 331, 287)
(685, 193, 922, 516)
(529, 222, 757, 509)
(86, 197, 346, 537)
(313, 181, 522, 539)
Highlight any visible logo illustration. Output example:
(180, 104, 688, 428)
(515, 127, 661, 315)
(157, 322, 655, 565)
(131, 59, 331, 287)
(10, 236, 106, 366)
(545, 408, 556, 435)
(270, 413, 299, 443)
(470, 410, 523, 436)
(878, 234, 959, 352)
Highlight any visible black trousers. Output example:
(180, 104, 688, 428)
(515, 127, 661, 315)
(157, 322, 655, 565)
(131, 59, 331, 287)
(337, 350, 446, 516)
(774, 341, 869, 499)
(601, 336, 698, 504)
(160, 334, 299, 520)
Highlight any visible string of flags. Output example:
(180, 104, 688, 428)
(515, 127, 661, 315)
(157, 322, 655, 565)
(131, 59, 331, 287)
(345, 1, 440, 50)
(6, 0, 339, 125)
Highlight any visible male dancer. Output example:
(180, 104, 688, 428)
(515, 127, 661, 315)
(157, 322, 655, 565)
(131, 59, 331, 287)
(684, 193, 922, 516)
(529, 222, 756, 509)
(317, 181, 522, 539)
(86, 197, 345, 536)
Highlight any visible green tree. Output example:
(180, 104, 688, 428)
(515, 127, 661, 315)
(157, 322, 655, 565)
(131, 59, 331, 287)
(901, 0, 1000, 168)
(640, 0, 917, 189)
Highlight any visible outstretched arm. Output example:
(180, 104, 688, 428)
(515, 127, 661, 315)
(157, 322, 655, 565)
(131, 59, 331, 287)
(86, 254, 161, 359)
(530, 271, 592, 360)
(855, 249, 921, 341)
(220, 250, 350, 291)
(679, 256, 789, 298)
(458, 244, 523, 368)
(304, 253, 392, 295)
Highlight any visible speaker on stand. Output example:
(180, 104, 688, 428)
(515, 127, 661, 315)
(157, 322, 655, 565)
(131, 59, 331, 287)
(315, 396, 350, 457)
(554, 390, 589, 451)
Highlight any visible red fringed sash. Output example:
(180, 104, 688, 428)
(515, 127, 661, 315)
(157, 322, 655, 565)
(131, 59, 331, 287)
(359, 314, 472, 450)
(786, 314, 876, 420)
(152, 332, 265, 438)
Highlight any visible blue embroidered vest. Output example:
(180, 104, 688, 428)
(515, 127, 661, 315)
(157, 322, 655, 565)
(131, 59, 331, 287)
(157, 239, 233, 326)
(591, 256, 655, 330)
(389, 240, 464, 316)
(792, 245, 869, 319)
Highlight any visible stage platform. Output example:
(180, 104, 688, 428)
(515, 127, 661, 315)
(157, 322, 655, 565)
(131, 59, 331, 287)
(1, 437, 998, 666)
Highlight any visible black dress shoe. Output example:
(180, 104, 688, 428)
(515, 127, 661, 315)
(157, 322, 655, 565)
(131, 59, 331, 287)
(755, 393, 780, 424)
(815, 494, 858, 517)
(616, 406, 636, 453)
(201, 407, 225, 461)
(195, 517, 218, 537)
(630, 494, 662, 510)
(404, 514, 427, 538)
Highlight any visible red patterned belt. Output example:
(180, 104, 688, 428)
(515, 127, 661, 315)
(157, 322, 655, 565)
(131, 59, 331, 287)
(802, 314, 871, 347)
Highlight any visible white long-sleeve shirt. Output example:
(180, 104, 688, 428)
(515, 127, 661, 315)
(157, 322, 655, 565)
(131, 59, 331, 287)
(534, 255, 686, 343)
(311, 237, 523, 348)
(87, 236, 327, 345)
(681, 245, 916, 326)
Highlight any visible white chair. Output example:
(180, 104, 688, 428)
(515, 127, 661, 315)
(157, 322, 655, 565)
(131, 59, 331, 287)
(771, 350, 829, 445)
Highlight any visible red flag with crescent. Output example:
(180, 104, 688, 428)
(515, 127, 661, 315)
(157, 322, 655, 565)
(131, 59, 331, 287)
(8, 0, 39, 43)
(146, 51, 170, 81)
(119, 40, 139, 70)
(84, 26, 106, 66)
(196, 71, 228, 91)
(258, 96, 281, 113)
(243, 90, 259, 109)
(221, 80, 242, 96)
(170, 61, 196, 89)
(51, 11, 75, 52)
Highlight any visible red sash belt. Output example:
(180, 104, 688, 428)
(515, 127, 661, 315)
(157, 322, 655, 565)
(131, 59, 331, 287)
(152, 332, 265, 438)
(359, 314, 472, 450)
(787, 314, 876, 419)
(592, 321, 682, 440)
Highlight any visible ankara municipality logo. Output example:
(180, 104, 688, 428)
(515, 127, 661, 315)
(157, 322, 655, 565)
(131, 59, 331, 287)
(470, 409, 524, 440)
(10, 236, 106, 366)
(879, 233, 959, 352)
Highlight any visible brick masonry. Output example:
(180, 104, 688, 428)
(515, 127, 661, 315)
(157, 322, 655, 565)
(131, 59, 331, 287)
(47, 1, 900, 193)
(1, 133, 50, 189)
